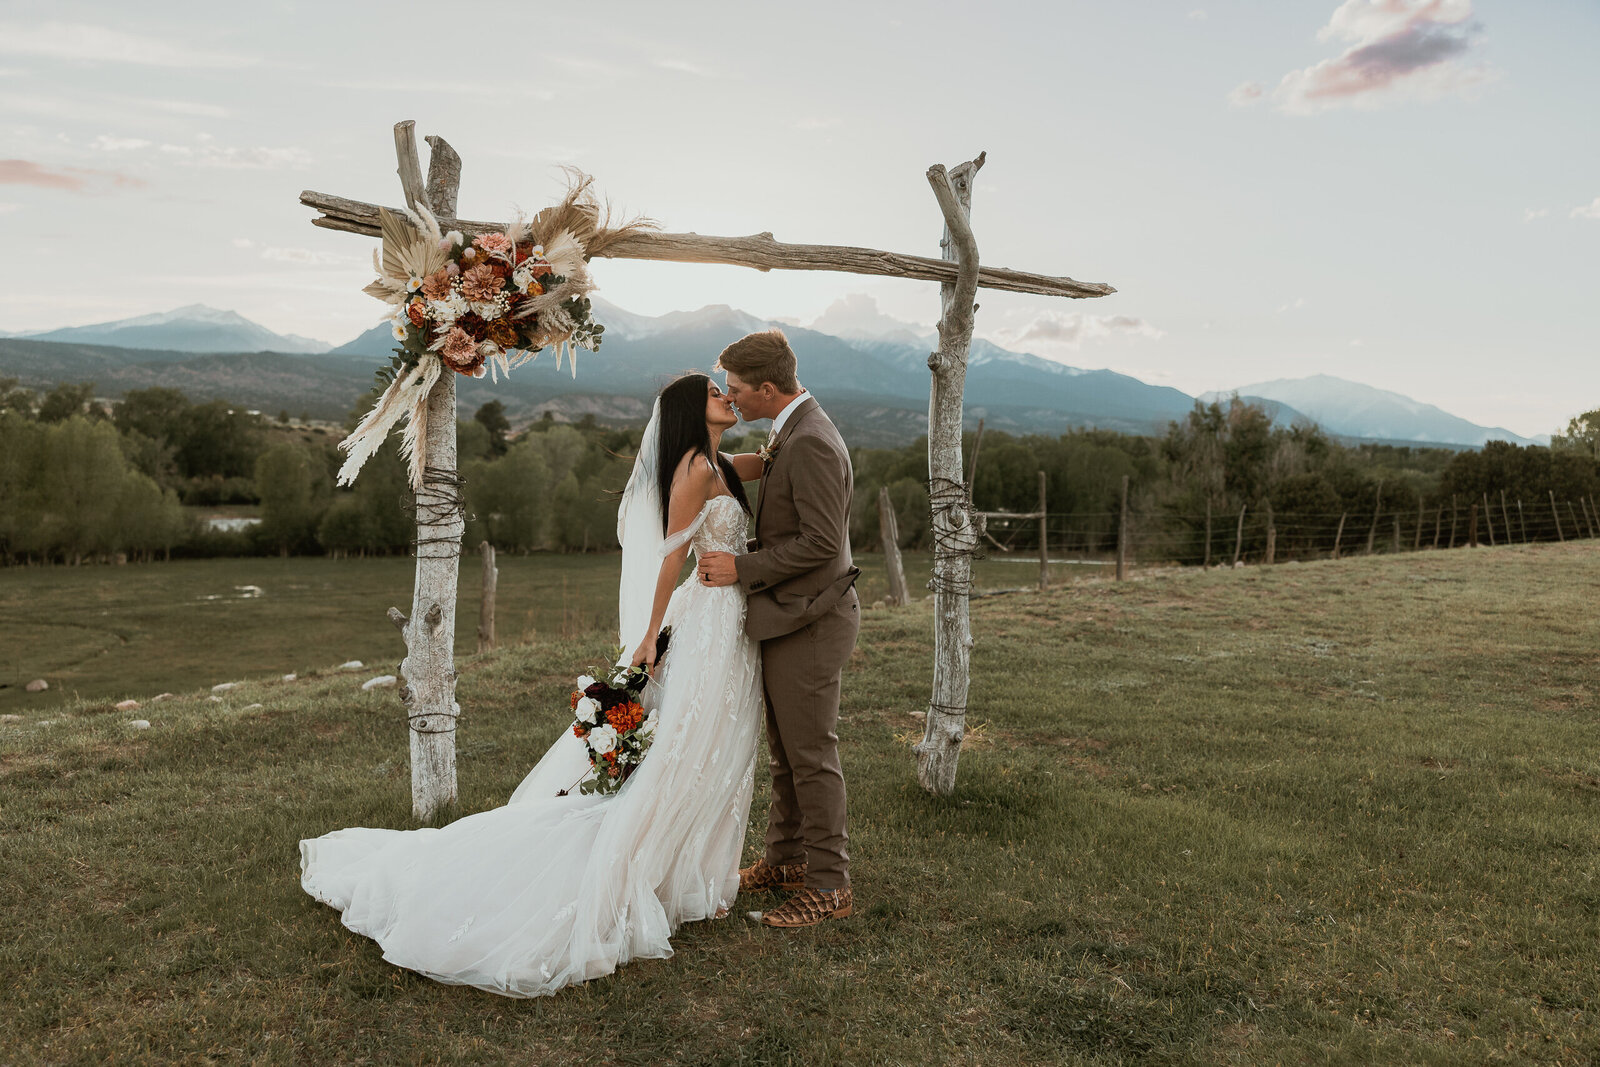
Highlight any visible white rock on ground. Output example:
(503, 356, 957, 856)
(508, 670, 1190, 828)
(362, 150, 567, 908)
(126, 719, 151, 730)
(151, 693, 174, 702)
(207, 695, 223, 703)
(115, 699, 140, 711)
(25, 679, 48, 693)
(37, 720, 54, 727)
(0, 714, 22, 724)
(281, 673, 297, 682)
(212, 682, 239, 693)
(242, 703, 264, 711)
(338, 661, 364, 671)
(361, 675, 398, 691)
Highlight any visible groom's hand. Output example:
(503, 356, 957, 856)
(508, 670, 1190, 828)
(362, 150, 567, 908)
(698, 552, 739, 587)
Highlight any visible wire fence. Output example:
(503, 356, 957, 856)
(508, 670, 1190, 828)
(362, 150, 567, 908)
(876, 491, 1600, 595)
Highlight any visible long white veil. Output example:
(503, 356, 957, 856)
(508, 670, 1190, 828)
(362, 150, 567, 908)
(615, 398, 663, 660)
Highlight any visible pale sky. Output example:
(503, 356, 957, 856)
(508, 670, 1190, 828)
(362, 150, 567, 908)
(1, 0, 1595, 437)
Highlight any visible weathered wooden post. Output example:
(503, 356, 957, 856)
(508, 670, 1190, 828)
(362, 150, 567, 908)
(1468, 502, 1479, 547)
(915, 153, 985, 796)
(1550, 491, 1565, 542)
(1116, 475, 1129, 580)
(1391, 513, 1401, 554)
(1365, 480, 1383, 555)
(374, 122, 468, 821)
(1036, 470, 1049, 592)
(1414, 501, 1424, 551)
(1501, 490, 1513, 544)
(1448, 495, 1458, 548)
(1432, 506, 1442, 549)
(1203, 499, 1213, 569)
(1517, 498, 1527, 542)
(1568, 500, 1582, 540)
(477, 540, 497, 653)
(1481, 493, 1495, 546)
(877, 486, 910, 606)
(1333, 511, 1347, 559)
(1232, 504, 1247, 566)
(1264, 501, 1276, 565)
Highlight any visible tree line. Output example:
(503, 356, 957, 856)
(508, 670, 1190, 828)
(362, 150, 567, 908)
(4, 377, 1597, 568)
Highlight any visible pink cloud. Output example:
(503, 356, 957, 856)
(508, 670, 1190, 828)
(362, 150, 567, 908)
(0, 158, 144, 191)
(1244, 1, 1493, 114)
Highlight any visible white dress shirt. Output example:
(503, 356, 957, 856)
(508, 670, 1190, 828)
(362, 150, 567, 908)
(768, 390, 809, 440)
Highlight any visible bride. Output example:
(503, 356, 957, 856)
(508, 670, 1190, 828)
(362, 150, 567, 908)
(299, 373, 765, 998)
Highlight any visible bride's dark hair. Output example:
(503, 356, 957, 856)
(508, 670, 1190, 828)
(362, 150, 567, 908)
(655, 373, 752, 534)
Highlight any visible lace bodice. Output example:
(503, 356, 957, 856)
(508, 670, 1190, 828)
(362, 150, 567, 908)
(680, 495, 749, 558)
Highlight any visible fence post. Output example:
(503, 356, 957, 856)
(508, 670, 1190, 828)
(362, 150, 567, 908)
(1414, 501, 1423, 551)
(1449, 495, 1458, 548)
(1588, 497, 1600, 539)
(477, 540, 498, 653)
(1517, 498, 1527, 542)
(1333, 512, 1347, 560)
(1264, 501, 1276, 565)
(1583, 497, 1598, 539)
(877, 486, 910, 606)
(1481, 493, 1495, 546)
(1392, 513, 1401, 554)
(1567, 500, 1582, 541)
(1366, 480, 1383, 555)
(1467, 502, 1479, 547)
(1203, 499, 1213, 570)
(1116, 475, 1129, 580)
(1500, 490, 1513, 545)
(1432, 506, 1442, 549)
(1232, 503, 1247, 566)
(1037, 470, 1049, 592)
(1550, 491, 1565, 542)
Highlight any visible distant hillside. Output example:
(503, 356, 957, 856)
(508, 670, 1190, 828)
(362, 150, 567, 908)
(18, 304, 331, 355)
(1210, 375, 1545, 448)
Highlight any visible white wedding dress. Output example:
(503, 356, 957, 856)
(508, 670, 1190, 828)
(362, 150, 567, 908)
(299, 494, 761, 998)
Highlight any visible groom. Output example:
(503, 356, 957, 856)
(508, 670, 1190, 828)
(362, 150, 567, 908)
(698, 328, 861, 928)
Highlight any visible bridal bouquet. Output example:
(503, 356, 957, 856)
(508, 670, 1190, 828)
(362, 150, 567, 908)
(563, 628, 672, 796)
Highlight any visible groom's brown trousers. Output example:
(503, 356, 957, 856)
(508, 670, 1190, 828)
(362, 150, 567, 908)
(759, 595, 859, 891)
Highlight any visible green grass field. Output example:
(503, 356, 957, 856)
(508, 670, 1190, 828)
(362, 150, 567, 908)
(0, 551, 1099, 713)
(4, 543, 1598, 1063)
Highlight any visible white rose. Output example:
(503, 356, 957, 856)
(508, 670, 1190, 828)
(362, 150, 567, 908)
(575, 696, 600, 725)
(576, 674, 595, 689)
(639, 711, 658, 737)
(587, 724, 618, 754)
(610, 669, 631, 688)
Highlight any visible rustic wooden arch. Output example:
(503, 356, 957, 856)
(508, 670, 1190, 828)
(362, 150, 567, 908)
(302, 120, 1115, 816)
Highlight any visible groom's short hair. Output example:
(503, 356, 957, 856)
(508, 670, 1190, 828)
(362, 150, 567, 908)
(715, 329, 799, 393)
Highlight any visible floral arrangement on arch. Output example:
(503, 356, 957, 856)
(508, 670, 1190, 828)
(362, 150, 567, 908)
(337, 174, 651, 489)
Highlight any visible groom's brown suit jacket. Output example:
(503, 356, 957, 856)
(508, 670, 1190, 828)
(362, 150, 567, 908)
(734, 396, 859, 641)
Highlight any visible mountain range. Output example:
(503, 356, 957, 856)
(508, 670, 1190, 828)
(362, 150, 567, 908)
(0, 301, 1548, 449)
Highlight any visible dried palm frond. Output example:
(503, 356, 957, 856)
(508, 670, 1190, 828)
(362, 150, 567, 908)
(518, 168, 656, 260)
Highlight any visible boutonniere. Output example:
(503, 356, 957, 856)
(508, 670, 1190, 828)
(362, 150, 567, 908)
(758, 435, 780, 465)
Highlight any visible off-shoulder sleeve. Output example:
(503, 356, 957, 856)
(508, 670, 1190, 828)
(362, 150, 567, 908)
(659, 509, 708, 558)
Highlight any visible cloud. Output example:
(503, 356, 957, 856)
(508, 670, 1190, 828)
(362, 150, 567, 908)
(1571, 198, 1600, 221)
(0, 202, 18, 213)
(655, 58, 718, 77)
(0, 21, 256, 68)
(232, 237, 255, 249)
(1228, 82, 1266, 107)
(1523, 207, 1549, 222)
(90, 135, 152, 152)
(158, 143, 312, 169)
(0, 158, 144, 191)
(993, 311, 1165, 351)
(261, 246, 354, 266)
(1247, 0, 1493, 114)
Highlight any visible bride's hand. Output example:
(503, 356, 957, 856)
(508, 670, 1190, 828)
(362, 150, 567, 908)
(630, 637, 658, 675)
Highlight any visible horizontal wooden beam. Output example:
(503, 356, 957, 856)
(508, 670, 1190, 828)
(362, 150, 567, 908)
(300, 189, 1115, 300)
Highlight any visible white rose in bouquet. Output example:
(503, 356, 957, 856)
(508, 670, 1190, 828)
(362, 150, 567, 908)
(576, 674, 596, 690)
(575, 696, 600, 725)
(610, 669, 631, 688)
(588, 724, 619, 755)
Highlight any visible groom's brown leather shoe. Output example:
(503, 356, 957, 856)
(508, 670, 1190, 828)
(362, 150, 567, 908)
(759, 886, 853, 928)
(739, 858, 807, 893)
